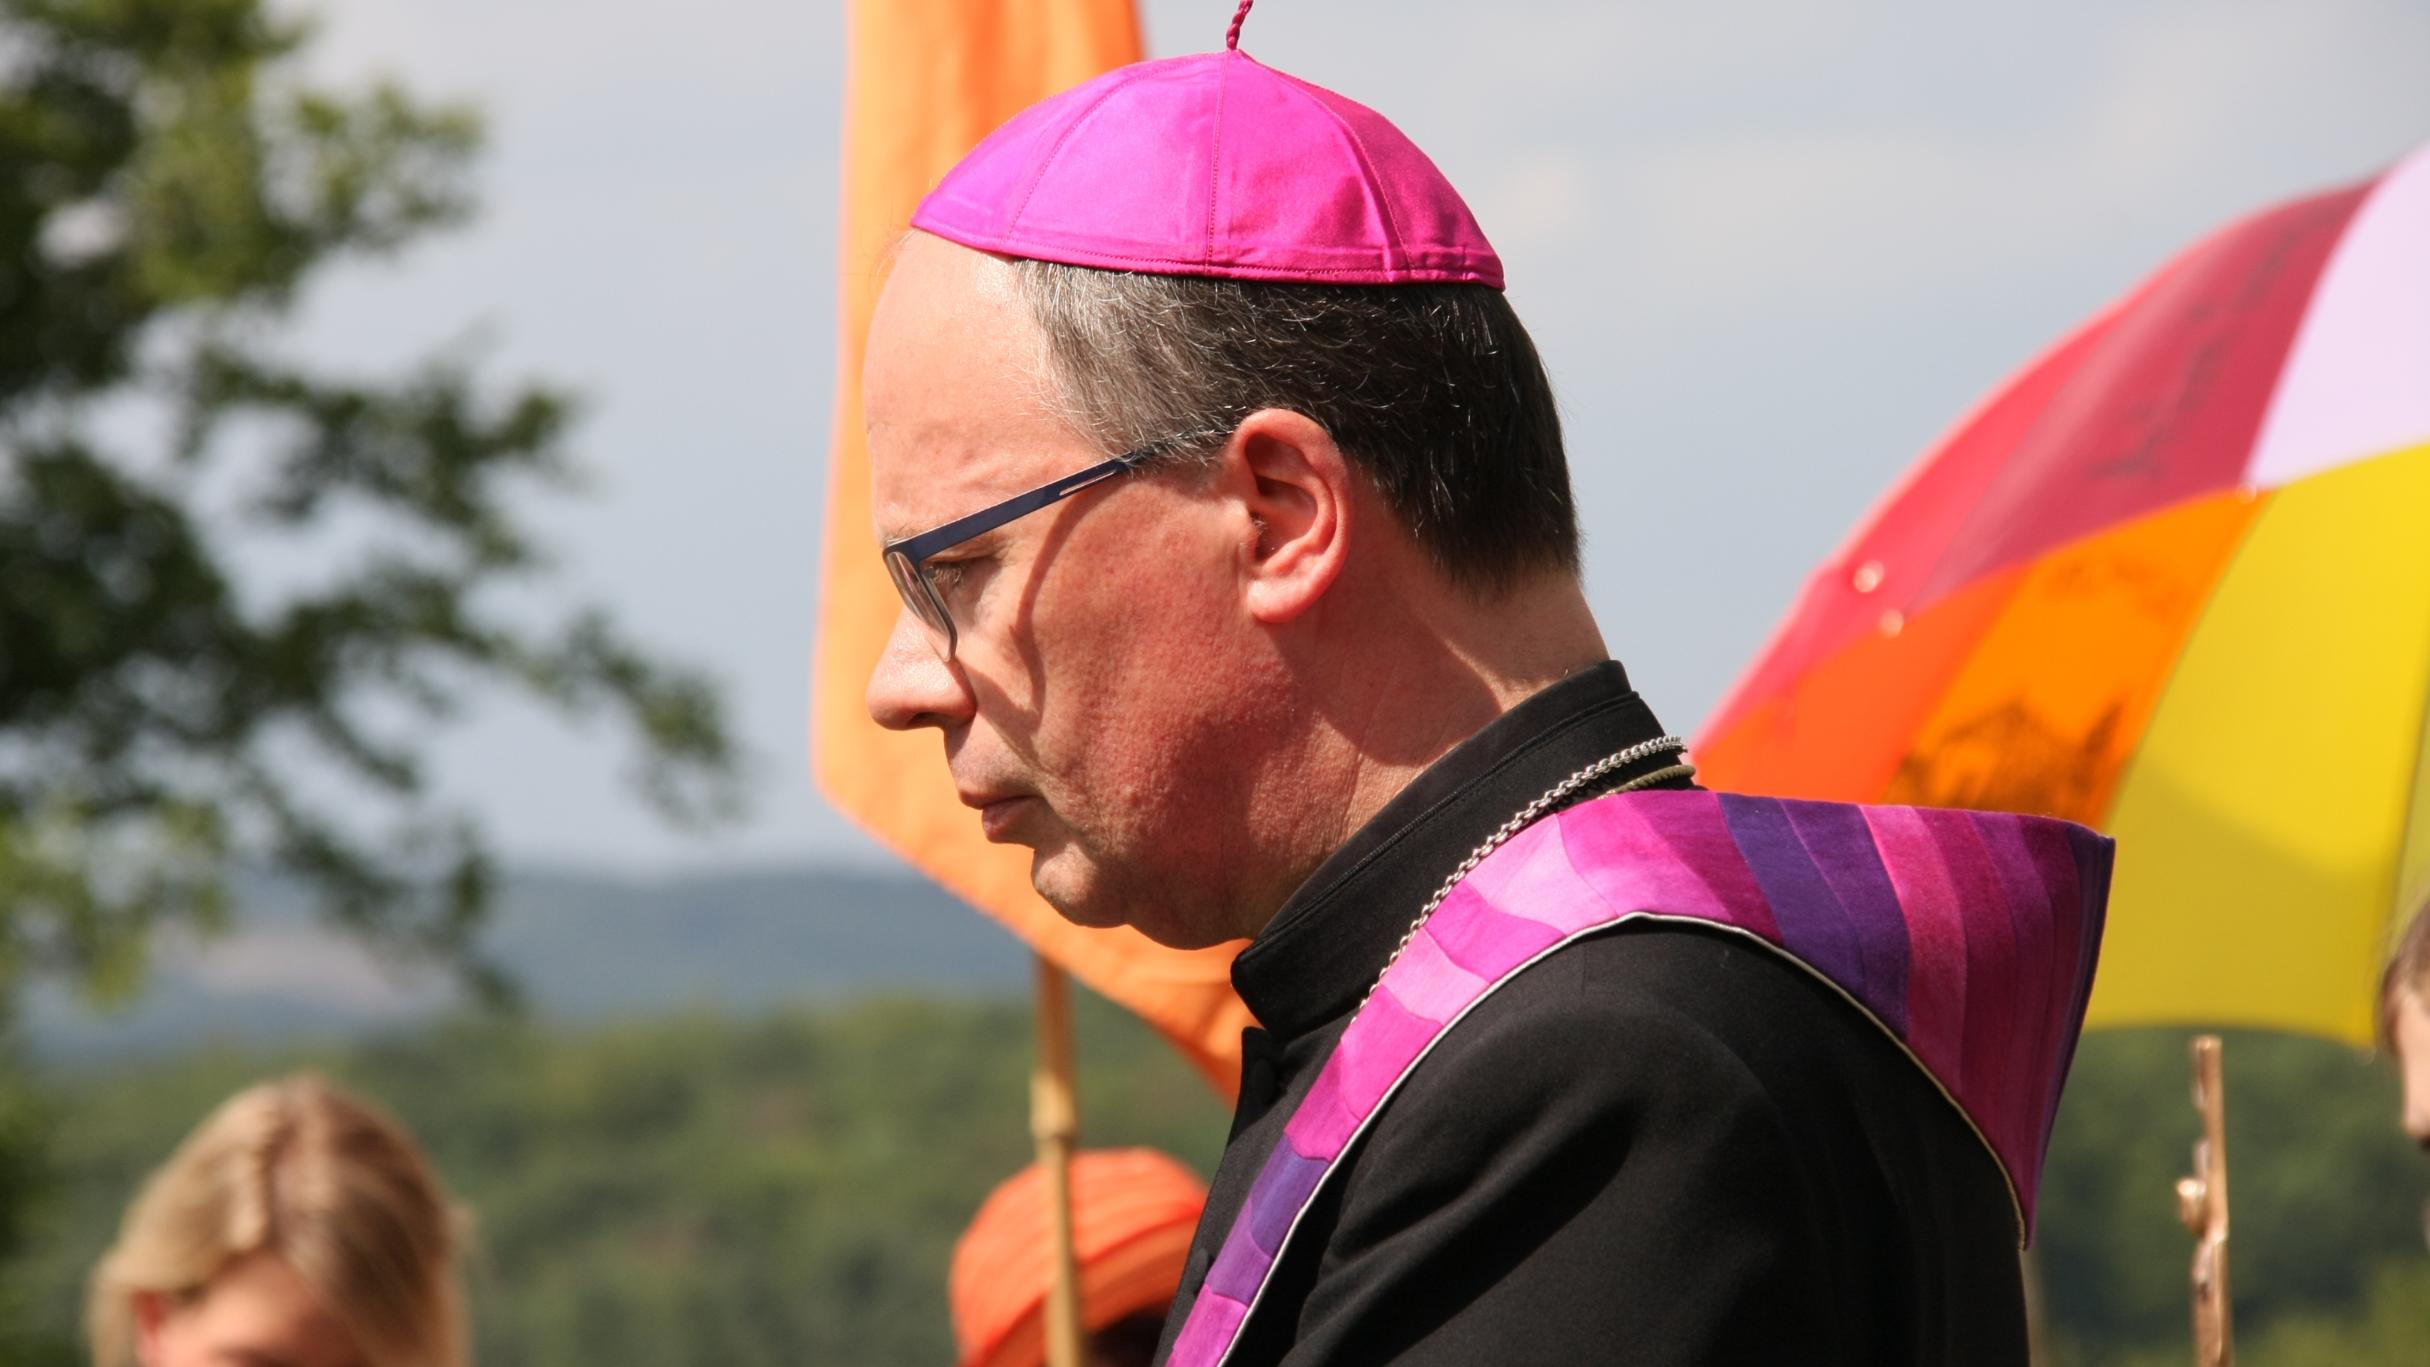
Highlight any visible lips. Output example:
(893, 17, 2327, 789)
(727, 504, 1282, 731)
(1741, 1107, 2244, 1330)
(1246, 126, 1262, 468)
(956, 786, 1035, 842)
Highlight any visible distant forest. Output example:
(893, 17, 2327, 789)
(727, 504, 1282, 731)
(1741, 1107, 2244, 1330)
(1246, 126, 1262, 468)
(6, 986, 2427, 1365)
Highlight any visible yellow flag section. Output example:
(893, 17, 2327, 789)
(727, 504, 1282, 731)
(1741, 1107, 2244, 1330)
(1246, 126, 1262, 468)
(2093, 443, 2430, 1044)
(813, 0, 1254, 1096)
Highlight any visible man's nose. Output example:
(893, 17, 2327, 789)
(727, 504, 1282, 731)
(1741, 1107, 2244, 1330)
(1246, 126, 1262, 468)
(866, 610, 976, 732)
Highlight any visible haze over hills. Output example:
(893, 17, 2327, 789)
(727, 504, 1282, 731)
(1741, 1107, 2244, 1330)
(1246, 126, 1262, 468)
(24, 865, 1032, 1066)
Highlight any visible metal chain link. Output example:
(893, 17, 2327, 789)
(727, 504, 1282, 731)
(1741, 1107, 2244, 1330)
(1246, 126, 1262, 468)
(1356, 736, 1695, 1012)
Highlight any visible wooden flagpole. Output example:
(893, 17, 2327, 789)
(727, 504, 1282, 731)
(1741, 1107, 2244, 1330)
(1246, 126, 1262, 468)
(1033, 955, 1084, 1367)
(2173, 1034, 2233, 1367)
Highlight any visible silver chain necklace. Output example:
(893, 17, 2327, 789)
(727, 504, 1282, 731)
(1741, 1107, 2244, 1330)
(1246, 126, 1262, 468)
(1358, 735, 1697, 1010)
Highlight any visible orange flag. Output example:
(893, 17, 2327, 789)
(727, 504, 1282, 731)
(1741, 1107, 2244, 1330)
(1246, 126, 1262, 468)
(813, 0, 1254, 1096)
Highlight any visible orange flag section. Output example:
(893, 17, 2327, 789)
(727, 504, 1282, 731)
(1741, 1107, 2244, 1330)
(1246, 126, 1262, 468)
(1695, 569, 2023, 805)
(1885, 492, 2263, 825)
(1698, 489, 2265, 826)
(813, 0, 1253, 1096)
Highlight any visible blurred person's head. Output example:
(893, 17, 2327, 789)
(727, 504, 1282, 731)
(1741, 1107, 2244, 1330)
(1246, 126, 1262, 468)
(950, 1148, 1208, 1367)
(86, 1073, 468, 1367)
(2383, 903, 2430, 1150)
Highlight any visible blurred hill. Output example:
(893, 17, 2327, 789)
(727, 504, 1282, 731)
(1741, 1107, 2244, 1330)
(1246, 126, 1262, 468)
(22, 866, 1029, 1064)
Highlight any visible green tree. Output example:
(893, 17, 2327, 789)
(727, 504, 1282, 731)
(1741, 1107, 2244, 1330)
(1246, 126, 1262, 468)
(0, 3, 736, 1352)
(1, 993, 1233, 1366)
(2037, 1029, 2430, 1364)
(0, 0, 737, 998)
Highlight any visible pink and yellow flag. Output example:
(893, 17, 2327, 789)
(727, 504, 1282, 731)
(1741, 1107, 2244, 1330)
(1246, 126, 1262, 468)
(813, 0, 1253, 1094)
(1698, 145, 2430, 1045)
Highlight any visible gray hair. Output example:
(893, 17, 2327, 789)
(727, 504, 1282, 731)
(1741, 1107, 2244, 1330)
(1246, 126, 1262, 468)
(1009, 260, 1581, 594)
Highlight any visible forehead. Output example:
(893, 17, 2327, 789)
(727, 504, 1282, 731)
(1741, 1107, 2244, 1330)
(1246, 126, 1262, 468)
(864, 234, 1085, 541)
(2400, 989, 2430, 1044)
(186, 1250, 364, 1367)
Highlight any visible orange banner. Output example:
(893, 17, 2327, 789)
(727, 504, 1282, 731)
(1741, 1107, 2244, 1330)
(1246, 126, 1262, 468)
(813, 0, 1252, 1095)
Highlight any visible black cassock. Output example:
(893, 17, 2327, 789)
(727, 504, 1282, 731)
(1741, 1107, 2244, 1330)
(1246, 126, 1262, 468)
(1153, 662, 2030, 1367)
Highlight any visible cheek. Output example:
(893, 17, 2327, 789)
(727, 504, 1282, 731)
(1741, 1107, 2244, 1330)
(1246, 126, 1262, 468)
(1028, 545, 1237, 712)
(139, 1307, 211, 1367)
(2405, 1040, 2430, 1110)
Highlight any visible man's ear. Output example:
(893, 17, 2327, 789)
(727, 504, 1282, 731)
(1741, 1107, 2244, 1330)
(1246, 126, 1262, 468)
(1215, 408, 1352, 625)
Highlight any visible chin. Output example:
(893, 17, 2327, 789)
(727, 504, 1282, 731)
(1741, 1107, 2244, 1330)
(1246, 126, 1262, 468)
(1030, 849, 1226, 946)
(1027, 848, 1127, 929)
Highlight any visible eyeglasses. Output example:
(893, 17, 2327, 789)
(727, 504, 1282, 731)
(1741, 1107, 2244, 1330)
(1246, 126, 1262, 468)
(881, 431, 1225, 661)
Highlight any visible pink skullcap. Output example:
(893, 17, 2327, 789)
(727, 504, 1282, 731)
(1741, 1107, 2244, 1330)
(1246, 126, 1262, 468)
(911, 49, 1504, 289)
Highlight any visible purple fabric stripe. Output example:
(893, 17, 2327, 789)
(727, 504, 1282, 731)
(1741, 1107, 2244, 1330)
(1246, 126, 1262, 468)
(2022, 825, 2103, 1190)
(2065, 825, 2111, 1017)
(1242, 1138, 1328, 1263)
(1201, 1208, 1273, 1306)
(2052, 828, 2112, 1159)
(1974, 814, 2058, 1171)
(1928, 810, 2018, 1138)
(1783, 800, 1912, 1037)
(1719, 794, 1869, 1000)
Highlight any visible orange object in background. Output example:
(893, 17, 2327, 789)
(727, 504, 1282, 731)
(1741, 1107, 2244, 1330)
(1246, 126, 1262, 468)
(951, 1149, 1209, 1367)
(812, 0, 1254, 1095)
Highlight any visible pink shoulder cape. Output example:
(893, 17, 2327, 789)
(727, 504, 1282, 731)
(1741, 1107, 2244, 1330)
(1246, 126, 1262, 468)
(1169, 789, 2112, 1367)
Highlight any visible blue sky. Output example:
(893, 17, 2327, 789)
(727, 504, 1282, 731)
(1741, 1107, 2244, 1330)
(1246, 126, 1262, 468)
(277, 0, 2430, 873)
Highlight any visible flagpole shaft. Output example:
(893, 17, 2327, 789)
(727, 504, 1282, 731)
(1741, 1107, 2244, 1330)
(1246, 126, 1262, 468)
(2173, 1033, 2232, 1367)
(1033, 955, 1084, 1367)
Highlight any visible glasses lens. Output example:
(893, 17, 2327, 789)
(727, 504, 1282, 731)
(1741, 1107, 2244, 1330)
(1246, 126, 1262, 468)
(883, 549, 956, 658)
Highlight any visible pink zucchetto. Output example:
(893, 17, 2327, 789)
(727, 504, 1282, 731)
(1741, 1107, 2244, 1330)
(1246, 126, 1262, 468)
(910, 2, 1504, 289)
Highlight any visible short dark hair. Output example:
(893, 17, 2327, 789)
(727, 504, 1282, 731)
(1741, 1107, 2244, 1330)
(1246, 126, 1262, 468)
(1011, 262, 1580, 595)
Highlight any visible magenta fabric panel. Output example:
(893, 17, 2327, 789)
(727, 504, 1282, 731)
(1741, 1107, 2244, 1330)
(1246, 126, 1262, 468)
(1421, 883, 1564, 978)
(1279, 1048, 1357, 1161)
(1169, 1289, 1251, 1367)
(1166, 792, 2110, 1367)
(1929, 811, 2023, 1130)
(1386, 924, 1490, 1022)
(1860, 805, 1972, 1093)
(1470, 815, 1610, 935)
(1561, 788, 1783, 939)
(1202, 1211, 1274, 1305)
(1330, 987, 1448, 1128)
(913, 51, 1504, 286)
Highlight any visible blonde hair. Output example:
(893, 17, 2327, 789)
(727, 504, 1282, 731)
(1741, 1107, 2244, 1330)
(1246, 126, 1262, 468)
(86, 1073, 469, 1367)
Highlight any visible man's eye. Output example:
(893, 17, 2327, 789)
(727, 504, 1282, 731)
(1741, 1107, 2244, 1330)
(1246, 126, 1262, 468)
(930, 557, 987, 597)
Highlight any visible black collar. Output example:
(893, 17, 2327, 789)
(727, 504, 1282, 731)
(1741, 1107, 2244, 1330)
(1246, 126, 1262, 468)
(1232, 660, 1688, 1042)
